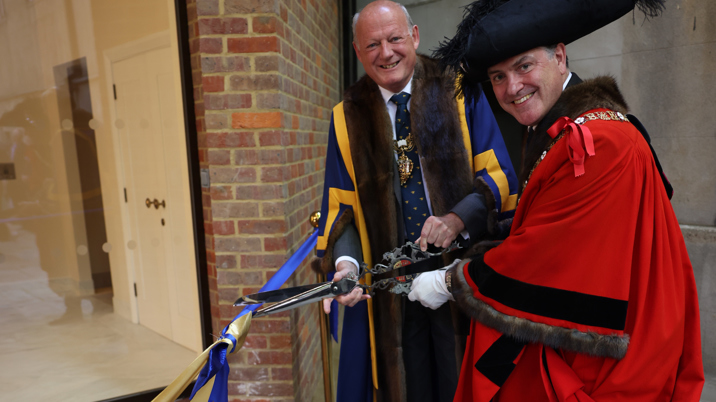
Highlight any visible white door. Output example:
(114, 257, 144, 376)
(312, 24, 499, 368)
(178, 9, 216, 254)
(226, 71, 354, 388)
(112, 46, 201, 351)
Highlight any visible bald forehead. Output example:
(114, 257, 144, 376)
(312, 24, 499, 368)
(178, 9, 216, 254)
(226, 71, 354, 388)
(360, 1, 403, 19)
(354, 1, 411, 41)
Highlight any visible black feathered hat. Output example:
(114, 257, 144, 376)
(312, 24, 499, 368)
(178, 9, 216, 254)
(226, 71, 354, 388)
(434, 0, 665, 98)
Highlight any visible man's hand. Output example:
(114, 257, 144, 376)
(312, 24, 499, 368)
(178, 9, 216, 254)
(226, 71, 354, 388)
(407, 267, 455, 310)
(323, 260, 371, 314)
(417, 212, 465, 251)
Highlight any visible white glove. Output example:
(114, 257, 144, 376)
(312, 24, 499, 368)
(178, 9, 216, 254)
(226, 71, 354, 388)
(408, 259, 460, 310)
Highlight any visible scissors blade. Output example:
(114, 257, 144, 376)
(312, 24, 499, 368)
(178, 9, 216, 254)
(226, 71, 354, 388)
(234, 283, 328, 306)
(252, 282, 334, 317)
(239, 278, 360, 318)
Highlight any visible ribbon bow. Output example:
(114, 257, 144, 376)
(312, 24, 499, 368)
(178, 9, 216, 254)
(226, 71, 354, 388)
(546, 116, 595, 177)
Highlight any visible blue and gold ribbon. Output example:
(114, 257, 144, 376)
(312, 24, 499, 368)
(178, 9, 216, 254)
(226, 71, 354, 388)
(152, 229, 319, 402)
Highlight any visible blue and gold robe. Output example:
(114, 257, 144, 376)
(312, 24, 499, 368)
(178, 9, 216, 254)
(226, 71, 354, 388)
(314, 56, 518, 401)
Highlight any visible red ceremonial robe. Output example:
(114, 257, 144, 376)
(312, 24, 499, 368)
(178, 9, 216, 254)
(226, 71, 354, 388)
(450, 77, 703, 401)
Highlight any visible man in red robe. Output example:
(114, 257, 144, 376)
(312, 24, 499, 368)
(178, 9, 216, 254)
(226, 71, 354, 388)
(408, 0, 704, 400)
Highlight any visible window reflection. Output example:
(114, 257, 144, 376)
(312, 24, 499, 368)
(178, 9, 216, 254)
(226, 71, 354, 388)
(0, 0, 200, 400)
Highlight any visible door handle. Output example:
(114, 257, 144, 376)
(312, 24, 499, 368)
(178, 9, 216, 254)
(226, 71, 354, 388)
(146, 198, 166, 209)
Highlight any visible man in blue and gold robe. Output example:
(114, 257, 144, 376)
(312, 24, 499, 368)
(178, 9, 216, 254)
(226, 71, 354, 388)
(311, 1, 518, 401)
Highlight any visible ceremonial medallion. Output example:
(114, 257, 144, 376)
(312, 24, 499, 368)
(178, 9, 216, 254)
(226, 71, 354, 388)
(397, 154, 413, 186)
(394, 133, 415, 185)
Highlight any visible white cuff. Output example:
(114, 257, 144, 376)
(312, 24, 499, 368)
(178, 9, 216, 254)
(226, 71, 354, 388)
(335, 256, 360, 275)
(435, 269, 455, 301)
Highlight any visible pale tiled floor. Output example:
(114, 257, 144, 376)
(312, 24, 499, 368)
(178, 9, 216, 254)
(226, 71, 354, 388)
(0, 226, 197, 402)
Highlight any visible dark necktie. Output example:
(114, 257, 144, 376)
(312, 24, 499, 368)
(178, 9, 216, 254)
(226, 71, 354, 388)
(390, 92, 430, 242)
(526, 126, 535, 148)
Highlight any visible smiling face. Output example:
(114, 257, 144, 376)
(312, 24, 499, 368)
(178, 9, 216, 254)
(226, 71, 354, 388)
(487, 45, 569, 127)
(353, 1, 420, 93)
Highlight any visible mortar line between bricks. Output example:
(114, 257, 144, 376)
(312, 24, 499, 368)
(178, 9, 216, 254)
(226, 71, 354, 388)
(280, 34, 323, 64)
(280, 57, 338, 89)
(283, 8, 337, 57)
(200, 51, 278, 57)
(277, 38, 338, 82)
(277, 74, 337, 100)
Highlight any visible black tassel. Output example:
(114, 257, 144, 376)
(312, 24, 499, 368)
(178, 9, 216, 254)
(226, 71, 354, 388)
(634, 0, 666, 18)
(433, 0, 506, 70)
(432, 0, 507, 99)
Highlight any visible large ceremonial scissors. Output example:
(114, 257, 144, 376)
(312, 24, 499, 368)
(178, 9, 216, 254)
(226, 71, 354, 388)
(234, 241, 463, 317)
(234, 275, 367, 318)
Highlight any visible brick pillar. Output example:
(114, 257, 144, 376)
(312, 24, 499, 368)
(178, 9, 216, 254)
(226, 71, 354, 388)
(186, 0, 342, 400)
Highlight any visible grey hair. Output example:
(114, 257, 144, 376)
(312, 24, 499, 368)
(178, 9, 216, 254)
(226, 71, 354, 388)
(543, 44, 558, 57)
(352, 1, 415, 43)
(543, 44, 569, 68)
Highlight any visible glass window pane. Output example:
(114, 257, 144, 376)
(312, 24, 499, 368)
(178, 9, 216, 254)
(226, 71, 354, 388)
(0, 0, 201, 400)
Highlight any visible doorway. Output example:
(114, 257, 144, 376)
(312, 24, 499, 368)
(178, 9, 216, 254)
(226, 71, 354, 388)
(107, 33, 201, 352)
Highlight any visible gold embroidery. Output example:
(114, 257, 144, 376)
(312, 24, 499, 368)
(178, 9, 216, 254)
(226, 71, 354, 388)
(574, 110, 628, 125)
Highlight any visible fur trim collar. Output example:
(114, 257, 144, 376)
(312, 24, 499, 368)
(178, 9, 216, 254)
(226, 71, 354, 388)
(450, 255, 629, 359)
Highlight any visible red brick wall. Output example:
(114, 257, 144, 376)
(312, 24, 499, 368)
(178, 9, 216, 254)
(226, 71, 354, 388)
(185, 0, 341, 400)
